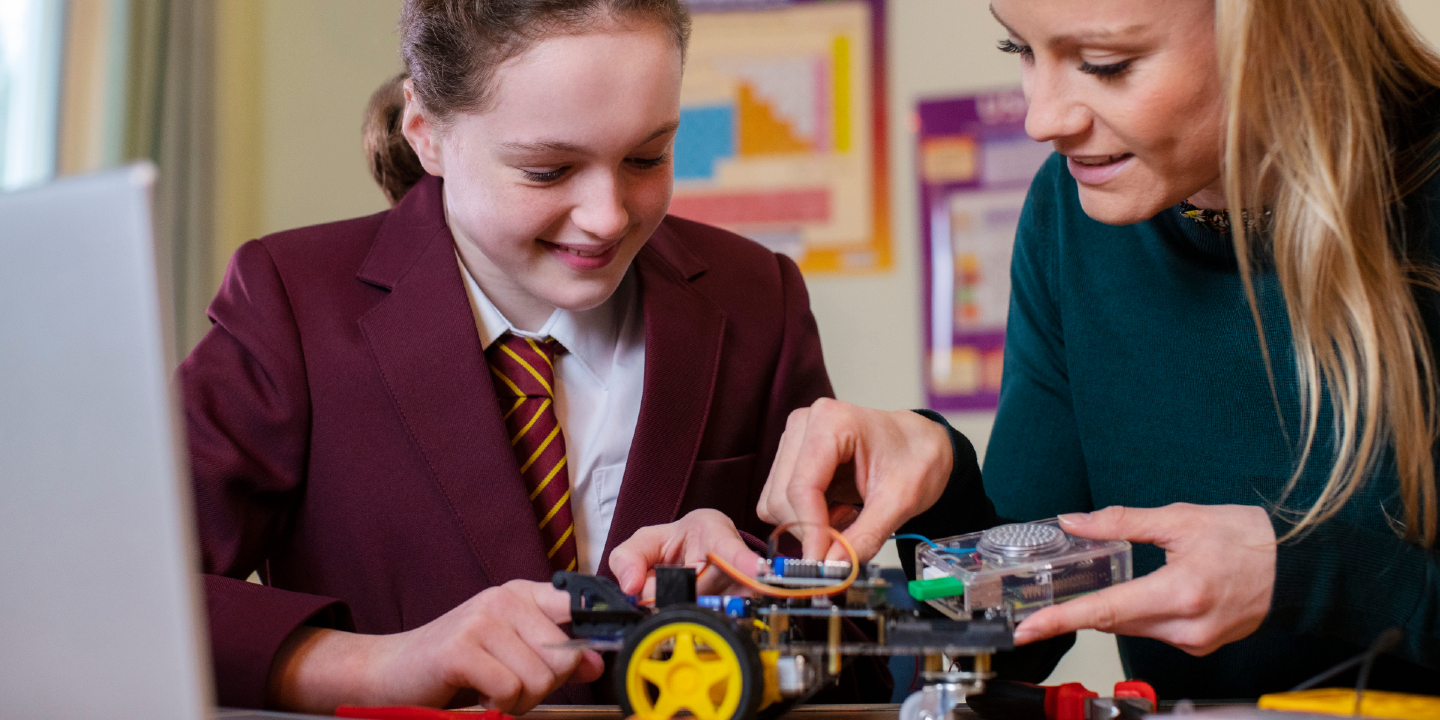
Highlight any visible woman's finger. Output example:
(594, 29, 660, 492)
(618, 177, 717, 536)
(836, 491, 920, 562)
(1057, 504, 1190, 546)
(785, 402, 859, 558)
(828, 503, 861, 532)
(1012, 570, 1181, 644)
(759, 408, 812, 528)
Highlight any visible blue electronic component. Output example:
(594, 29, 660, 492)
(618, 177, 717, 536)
(726, 596, 747, 617)
(770, 556, 851, 579)
(697, 595, 750, 618)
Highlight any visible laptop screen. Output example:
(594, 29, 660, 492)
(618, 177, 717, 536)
(0, 164, 214, 719)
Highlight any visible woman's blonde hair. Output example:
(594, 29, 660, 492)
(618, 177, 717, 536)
(1216, 0, 1440, 546)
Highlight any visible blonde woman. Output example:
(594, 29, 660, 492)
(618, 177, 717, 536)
(611, 0, 1440, 699)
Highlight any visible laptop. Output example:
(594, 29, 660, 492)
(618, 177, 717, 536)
(0, 165, 318, 720)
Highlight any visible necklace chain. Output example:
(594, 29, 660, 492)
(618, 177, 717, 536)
(1177, 199, 1272, 234)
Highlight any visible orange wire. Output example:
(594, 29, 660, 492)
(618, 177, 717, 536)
(705, 522, 861, 598)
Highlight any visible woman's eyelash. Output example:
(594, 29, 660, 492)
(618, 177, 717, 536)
(1079, 59, 1134, 79)
(997, 37, 1133, 80)
(996, 39, 1032, 58)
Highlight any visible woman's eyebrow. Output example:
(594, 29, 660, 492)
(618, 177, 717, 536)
(988, 4, 1147, 48)
(989, 4, 1023, 41)
(1048, 25, 1148, 46)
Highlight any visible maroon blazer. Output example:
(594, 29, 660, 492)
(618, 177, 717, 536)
(181, 175, 835, 708)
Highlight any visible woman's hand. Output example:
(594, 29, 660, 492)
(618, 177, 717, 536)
(266, 580, 605, 714)
(609, 509, 762, 598)
(1014, 504, 1276, 656)
(758, 399, 954, 561)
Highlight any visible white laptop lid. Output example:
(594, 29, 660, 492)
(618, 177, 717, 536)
(0, 164, 213, 719)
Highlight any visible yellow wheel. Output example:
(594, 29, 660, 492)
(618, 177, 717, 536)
(617, 608, 763, 720)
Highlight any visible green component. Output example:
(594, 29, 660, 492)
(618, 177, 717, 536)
(908, 575, 964, 601)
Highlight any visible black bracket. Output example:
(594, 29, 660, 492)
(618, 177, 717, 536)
(885, 616, 1015, 651)
(552, 571, 647, 639)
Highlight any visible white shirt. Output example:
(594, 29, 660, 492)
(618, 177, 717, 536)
(457, 256, 646, 575)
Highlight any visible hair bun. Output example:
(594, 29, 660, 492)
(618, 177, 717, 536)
(363, 72, 427, 206)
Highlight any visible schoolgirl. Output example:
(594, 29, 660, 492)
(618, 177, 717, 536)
(182, 0, 867, 711)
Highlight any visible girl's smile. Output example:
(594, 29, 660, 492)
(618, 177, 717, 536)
(543, 237, 624, 271)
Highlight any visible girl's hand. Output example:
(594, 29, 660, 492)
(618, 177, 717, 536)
(608, 509, 761, 598)
(758, 399, 954, 561)
(267, 580, 605, 714)
(1013, 503, 1276, 656)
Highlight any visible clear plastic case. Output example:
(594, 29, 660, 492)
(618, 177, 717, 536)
(915, 518, 1132, 621)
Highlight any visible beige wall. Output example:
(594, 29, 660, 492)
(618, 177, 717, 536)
(214, 0, 401, 286)
(256, 0, 404, 233)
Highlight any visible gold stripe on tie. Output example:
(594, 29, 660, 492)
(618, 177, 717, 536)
(503, 397, 526, 420)
(530, 456, 567, 501)
(539, 488, 572, 529)
(566, 558, 577, 571)
(525, 337, 554, 369)
(489, 366, 524, 397)
(510, 398, 552, 446)
(519, 426, 560, 473)
(500, 344, 552, 395)
(546, 523, 575, 558)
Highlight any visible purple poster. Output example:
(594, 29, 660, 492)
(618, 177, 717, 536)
(917, 89, 1051, 411)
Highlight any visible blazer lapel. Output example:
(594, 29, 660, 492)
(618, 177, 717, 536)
(597, 223, 725, 578)
(356, 176, 553, 585)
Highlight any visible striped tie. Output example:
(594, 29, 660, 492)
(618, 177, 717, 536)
(485, 334, 578, 573)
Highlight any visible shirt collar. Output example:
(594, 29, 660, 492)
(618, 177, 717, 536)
(456, 252, 630, 387)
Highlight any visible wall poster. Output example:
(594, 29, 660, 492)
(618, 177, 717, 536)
(669, 0, 891, 274)
(918, 88, 1051, 411)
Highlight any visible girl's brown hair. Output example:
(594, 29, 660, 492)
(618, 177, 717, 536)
(363, 72, 426, 205)
(364, 0, 691, 205)
(1217, 0, 1440, 546)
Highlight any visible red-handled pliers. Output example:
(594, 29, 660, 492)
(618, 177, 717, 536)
(967, 679, 1158, 720)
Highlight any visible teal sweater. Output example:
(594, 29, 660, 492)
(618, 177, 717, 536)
(971, 153, 1440, 698)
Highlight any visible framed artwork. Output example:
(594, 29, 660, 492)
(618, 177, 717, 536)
(917, 88, 1051, 410)
(669, 0, 891, 274)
